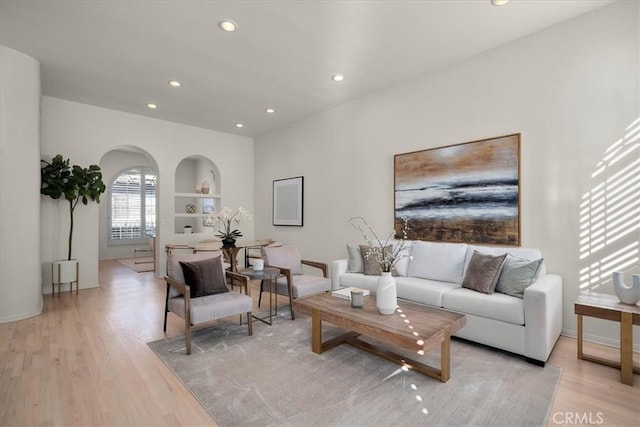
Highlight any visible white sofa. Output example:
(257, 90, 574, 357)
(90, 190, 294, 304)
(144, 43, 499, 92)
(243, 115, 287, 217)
(331, 241, 563, 365)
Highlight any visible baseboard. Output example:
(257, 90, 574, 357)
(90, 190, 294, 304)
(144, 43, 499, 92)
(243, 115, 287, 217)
(561, 329, 640, 353)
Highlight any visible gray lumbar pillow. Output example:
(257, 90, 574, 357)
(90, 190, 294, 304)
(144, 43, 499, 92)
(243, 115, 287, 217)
(346, 244, 364, 273)
(496, 255, 544, 298)
(462, 251, 507, 294)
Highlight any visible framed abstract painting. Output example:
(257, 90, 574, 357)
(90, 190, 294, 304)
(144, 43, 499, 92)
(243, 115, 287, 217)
(394, 134, 520, 245)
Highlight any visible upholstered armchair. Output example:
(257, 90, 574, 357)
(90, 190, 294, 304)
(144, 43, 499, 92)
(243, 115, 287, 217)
(164, 251, 253, 355)
(260, 245, 331, 320)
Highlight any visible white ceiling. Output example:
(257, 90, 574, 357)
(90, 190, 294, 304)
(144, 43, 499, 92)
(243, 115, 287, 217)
(0, 0, 614, 138)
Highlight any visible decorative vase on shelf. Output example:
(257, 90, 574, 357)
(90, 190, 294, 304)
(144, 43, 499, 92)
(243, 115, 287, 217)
(376, 272, 397, 315)
(612, 271, 640, 305)
(201, 180, 210, 194)
(222, 238, 236, 248)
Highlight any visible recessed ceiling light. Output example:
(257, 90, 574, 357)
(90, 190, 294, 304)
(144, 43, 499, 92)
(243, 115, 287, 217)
(265, 108, 275, 114)
(168, 80, 182, 87)
(219, 20, 237, 32)
(332, 74, 345, 82)
(491, 0, 510, 5)
(235, 123, 244, 128)
(146, 103, 158, 109)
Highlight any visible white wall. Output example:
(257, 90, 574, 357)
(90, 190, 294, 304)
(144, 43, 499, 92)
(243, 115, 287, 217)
(41, 97, 254, 291)
(0, 46, 43, 322)
(254, 2, 639, 348)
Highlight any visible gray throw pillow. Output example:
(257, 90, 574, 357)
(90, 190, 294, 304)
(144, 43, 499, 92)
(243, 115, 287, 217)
(496, 256, 544, 298)
(462, 251, 507, 294)
(346, 244, 364, 273)
(179, 256, 229, 298)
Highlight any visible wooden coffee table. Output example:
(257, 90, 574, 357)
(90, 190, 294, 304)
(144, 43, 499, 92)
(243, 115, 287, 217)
(293, 293, 466, 382)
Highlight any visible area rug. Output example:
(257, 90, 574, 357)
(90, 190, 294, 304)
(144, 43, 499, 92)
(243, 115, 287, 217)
(148, 309, 561, 427)
(116, 257, 154, 273)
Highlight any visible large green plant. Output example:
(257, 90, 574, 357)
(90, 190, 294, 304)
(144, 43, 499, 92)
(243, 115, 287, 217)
(41, 154, 106, 260)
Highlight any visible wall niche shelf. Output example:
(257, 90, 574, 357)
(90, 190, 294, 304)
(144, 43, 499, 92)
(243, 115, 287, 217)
(175, 192, 221, 198)
(174, 156, 221, 234)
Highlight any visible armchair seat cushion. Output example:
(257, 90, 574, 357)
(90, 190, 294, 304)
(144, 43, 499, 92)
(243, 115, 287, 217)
(168, 292, 253, 325)
(274, 275, 331, 298)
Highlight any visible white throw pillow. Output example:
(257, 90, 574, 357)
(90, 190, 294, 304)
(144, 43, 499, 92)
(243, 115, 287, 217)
(346, 244, 364, 273)
(407, 241, 468, 283)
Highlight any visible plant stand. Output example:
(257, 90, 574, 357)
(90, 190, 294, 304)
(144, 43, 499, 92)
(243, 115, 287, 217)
(52, 260, 79, 295)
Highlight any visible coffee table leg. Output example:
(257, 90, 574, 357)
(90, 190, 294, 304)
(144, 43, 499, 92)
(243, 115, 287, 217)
(312, 308, 322, 353)
(440, 334, 450, 383)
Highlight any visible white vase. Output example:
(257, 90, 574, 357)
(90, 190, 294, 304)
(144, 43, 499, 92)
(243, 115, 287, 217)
(376, 272, 397, 315)
(612, 272, 640, 305)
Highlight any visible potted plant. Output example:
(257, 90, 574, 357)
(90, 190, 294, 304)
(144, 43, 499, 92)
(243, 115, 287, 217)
(208, 206, 251, 248)
(41, 154, 106, 286)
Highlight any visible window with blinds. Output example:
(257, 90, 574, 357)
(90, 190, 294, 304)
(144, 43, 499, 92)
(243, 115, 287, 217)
(109, 167, 156, 242)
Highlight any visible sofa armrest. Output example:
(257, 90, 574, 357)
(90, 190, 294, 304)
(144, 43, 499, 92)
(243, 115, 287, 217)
(331, 259, 348, 291)
(523, 273, 563, 362)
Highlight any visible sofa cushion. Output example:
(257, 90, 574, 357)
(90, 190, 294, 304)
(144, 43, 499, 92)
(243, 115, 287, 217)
(346, 244, 364, 273)
(443, 287, 525, 325)
(496, 256, 544, 298)
(407, 241, 468, 283)
(395, 276, 461, 308)
(464, 245, 543, 273)
(179, 256, 229, 298)
(262, 246, 303, 275)
(462, 251, 507, 294)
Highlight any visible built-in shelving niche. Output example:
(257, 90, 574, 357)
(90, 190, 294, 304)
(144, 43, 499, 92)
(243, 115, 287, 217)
(174, 156, 220, 234)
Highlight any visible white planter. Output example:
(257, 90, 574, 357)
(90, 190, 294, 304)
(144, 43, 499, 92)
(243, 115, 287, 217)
(52, 259, 78, 284)
(376, 272, 397, 315)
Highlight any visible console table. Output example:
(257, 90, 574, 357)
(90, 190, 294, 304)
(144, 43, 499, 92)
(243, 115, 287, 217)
(574, 291, 640, 385)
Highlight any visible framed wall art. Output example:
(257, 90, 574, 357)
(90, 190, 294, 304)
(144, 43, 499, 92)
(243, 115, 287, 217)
(394, 134, 520, 245)
(273, 176, 304, 226)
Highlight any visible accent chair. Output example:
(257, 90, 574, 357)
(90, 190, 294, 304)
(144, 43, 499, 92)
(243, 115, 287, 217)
(164, 251, 253, 355)
(260, 245, 331, 320)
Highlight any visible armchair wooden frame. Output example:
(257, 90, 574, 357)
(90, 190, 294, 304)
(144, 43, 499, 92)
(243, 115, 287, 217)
(262, 259, 328, 321)
(163, 271, 252, 355)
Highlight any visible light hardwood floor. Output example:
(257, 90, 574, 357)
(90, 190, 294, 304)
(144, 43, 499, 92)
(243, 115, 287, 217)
(0, 259, 638, 426)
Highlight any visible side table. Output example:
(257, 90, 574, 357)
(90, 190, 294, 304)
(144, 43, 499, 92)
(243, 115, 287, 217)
(238, 267, 280, 325)
(574, 291, 640, 386)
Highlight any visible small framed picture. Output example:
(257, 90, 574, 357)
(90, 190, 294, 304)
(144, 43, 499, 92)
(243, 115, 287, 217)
(273, 176, 303, 226)
(202, 198, 215, 227)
